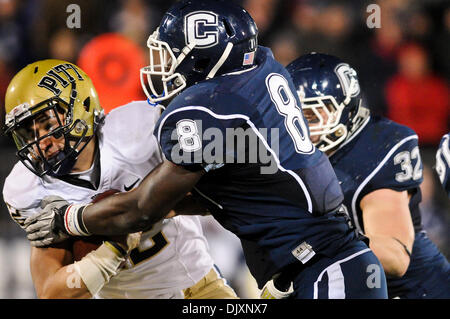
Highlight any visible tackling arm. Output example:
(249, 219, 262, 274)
(82, 160, 205, 235)
(360, 188, 415, 277)
(23, 161, 205, 246)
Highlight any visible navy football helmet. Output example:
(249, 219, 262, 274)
(286, 53, 369, 153)
(140, 0, 258, 103)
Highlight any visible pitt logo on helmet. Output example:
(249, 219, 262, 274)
(4, 59, 104, 177)
(37, 63, 84, 95)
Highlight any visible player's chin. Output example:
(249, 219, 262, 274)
(45, 143, 65, 158)
(45, 149, 66, 165)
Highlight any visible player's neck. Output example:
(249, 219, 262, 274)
(71, 137, 97, 173)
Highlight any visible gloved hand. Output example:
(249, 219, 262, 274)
(23, 195, 89, 247)
(260, 279, 294, 299)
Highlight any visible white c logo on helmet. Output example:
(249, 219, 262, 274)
(185, 11, 219, 48)
(335, 63, 360, 98)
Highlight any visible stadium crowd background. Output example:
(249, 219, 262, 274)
(0, 0, 448, 298)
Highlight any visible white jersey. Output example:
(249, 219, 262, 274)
(3, 101, 214, 299)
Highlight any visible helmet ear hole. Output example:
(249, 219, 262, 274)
(83, 97, 90, 112)
(222, 19, 235, 37)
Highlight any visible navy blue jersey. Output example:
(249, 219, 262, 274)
(330, 116, 449, 298)
(436, 133, 450, 197)
(155, 46, 354, 287)
(387, 231, 449, 298)
(330, 116, 424, 233)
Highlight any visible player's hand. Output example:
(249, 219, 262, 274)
(260, 279, 294, 299)
(23, 196, 73, 247)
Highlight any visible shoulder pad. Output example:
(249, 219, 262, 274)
(3, 162, 42, 212)
(100, 101, 161, 164)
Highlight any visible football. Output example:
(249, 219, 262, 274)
(71, 189, 121, 262)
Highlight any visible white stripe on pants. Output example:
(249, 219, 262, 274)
(313, 248, 371, 299)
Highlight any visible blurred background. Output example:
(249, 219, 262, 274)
(0, 0, 449, 298)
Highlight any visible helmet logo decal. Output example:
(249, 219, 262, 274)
(243, 51, 255, 66)
(334, 63, 360, 98)
(37, 63, 84, 95)
(185, 11, 219, 48)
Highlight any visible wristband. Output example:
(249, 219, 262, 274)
(73, 241, 126, 296)
(104, 240, 127, 256)
(64, 204, 91, 236)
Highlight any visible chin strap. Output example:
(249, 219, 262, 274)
(177, 41, 197, 65)
(206, 42, 234, 80)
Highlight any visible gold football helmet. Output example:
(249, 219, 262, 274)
(4, 59, 104, 176)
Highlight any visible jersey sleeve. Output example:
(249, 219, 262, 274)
(3, 201, 36, 229)
(2, 163, 41, 229)
(436, 133, 450, 197)
(365, 136, 423, 194)
(155, 107, 247, 172)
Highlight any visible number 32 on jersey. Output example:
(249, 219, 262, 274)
(394, 146, 422, 183)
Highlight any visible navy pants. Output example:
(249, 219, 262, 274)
(291, 240, 387, 299)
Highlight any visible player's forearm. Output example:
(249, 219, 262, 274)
(82, 161, 204, 235)
(30, 245, 91, 299)
(36, 265, 92, 299)
(36, 240, 133, 298)
(81, 188, 152, 235)
(367, 235, 411, 277)
(81, 163, 170, 235)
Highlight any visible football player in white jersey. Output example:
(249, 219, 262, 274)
(2, 59, 237, 299)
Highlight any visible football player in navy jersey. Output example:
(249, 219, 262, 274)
(436, 133, 450, 198)
(23, 0, 387, 299)
(287, 53, 450, 298)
